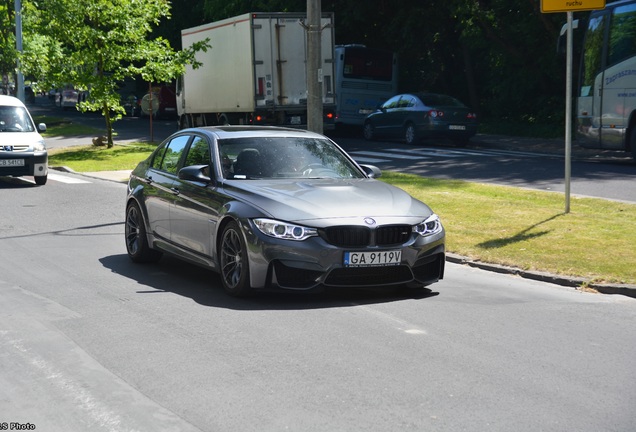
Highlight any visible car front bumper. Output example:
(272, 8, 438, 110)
(242, 220, 445, 290)
(0, 151, 48, 178)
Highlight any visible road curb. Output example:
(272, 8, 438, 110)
(446, 253, 636, 299)
(52, 166, 131, 183)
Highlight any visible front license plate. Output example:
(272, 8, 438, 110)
(290, 116, 302, 125)
(449, 125, 466, 130)
(0, 159, 25, 167)
(344, 250, 402, 267)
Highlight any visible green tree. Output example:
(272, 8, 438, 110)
(0, 0, 17, 91)
(28, 0, 208, 147)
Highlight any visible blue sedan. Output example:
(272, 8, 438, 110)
(363, 93, 478, 145)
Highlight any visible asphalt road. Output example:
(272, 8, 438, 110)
(1, 167, 635, 432)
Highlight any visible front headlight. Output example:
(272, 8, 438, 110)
(413, 214, 443, 237)
(33, 140, 46, 152)
(253, 218, 318, 241)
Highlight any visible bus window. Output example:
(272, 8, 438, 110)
(581, 14, 605, 96)
(608, 3, 636, 67)
(342, 47, 394, 81)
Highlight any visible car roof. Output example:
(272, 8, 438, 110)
(179, 125, 328, 140)
(0, 95, 27, 108)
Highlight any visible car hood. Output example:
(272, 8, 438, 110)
(222, 178, 433, 226)
(0, 131, 45, 149)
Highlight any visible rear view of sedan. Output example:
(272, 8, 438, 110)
(363, 92, 478, 145)
(125, 126, 445, 296)
(0, 95, 48, 185)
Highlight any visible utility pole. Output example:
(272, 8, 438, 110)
(306, 0, 323, 133)
(15, 0, 25, 102)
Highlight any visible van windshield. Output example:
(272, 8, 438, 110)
(0, 106, 35, 132)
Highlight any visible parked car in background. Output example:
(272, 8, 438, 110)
(0, 95, 48, 185)
(55, 86, 84, 110)
(125, 126, 445, 297)
(363, 92, 478, 145)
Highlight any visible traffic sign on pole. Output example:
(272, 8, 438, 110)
(541, 0, 605, 13)
(541, 1, 605, 213)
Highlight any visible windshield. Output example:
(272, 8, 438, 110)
(0, 106, 35, 132)
(218, 137, 365, 180)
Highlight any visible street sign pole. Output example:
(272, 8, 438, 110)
(541, 0, 605, 213)
(565, 11, 573, 213)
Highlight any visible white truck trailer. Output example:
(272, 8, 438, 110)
(177, 12, 336, 130)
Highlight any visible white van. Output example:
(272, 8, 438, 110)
(0, 95, 48, 185)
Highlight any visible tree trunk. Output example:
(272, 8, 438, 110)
(462, 43, 479, 114)
(103, 102, 114, 148)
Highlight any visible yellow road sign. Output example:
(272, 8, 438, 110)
(541, 0, 605, 13)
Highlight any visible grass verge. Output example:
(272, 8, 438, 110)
(48, 144, 156, 172)
(47, 145, 636, 286)
(34, 114, 102, 138)
(383, 172, 636, 285)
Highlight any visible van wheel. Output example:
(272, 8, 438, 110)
(630, 129, 636, 161)
(34, 175, 47, 186)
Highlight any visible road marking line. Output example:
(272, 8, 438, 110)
(48, 173, 92, 184)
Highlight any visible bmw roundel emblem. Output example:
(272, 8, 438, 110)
(364, 217, 376, 226)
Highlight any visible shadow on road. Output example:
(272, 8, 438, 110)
(99, 253, 439, 311)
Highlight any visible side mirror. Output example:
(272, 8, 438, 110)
(178, 165, 212, 183)
(359, 164, 382, 178)
(38, 123, 47, 132)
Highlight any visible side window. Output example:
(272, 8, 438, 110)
(151, 144, 168, 170)
(581, 14, 606, 92)
(398, 96, 412, 108)
(184, 136, 211, 167)
(608, 4, 636, 67)
(382, 95, 401, 109)
(160, 135, 190, 174)
(184, 135, 212, 177)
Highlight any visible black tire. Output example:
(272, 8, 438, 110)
(363, 122, 375, 141)
(125, 202, 162, 263)
(405, 123, 418, 145)
(34, 175, 47, 186)
(630, 128, 636, 161)
(219, 221, 252, 297)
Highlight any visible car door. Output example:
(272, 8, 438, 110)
(374, 95, 402, 136)
(395, 95, 416, 132)
(144, 134, 190, 242)
(170, 134, 224, 264)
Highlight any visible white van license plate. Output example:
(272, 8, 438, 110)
(0, 159, 25, 167)
(344, 251, 402, 267)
